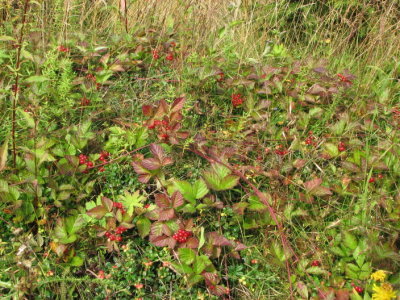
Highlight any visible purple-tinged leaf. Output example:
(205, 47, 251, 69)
(158, 208, 175, 221)
(142, 158, 161, 170)
(87, 205, 108, 219)
(171, 97, 185, 113)
(150, 235, 176, 248)
(101, 197, 114, 212)
(155, 194, 171, 208)
(171, 191, 184, 208)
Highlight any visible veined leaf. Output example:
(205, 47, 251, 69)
(179, 248, 196, 265)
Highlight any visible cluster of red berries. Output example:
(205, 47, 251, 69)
(275, 145, 289, 156)
(305, 132, 317, 146)
(152, 50, 160, 59)
(58, 45, 69, 53)
(112, 201, 126, 214)
(105, 231, 122, 242)
(350, 283, 363, 294)
(79, 154, 93, 169)
(148, 119, 170, 140)
(311, 260, 321, 267)
(80, 97, 91, 106)
(105, 226, 126, 242)
(369, 174, 384, 183)
(172, 229, 192, 243)
(338, 141, 346, 152)
(165, 52, 174, 61)
(79, 152, 109, 173)
(99, 151, 110, 162)
(231, 93, 244, 107)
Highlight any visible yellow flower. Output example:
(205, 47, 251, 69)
(372, 283, 397, 300)
(371, 270, 387, 282)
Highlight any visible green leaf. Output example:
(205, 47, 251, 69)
(0, 138, 8, 172)
(179, 248, 196, 265)
(17, 109, 35, 128)
(25, 75, 50, 83)
(119, 190, 145, 216)
(203, 163, 239, 191)
(343, 232, 358, 250)
(193, 255, 212, 274)
(219, 175, 240, 190)
(175, 180, 195, 203)
(65, 215, 85, 235)
(306, 266, 329, 275)
(193, 179, 209, 199)
(248, 195, 267, 211)
(136, 216, 151, 238)
(324, 143, 339, 157)
(198, 227, 206, 250)
(187, 274, 204, 286)
(69, 256, 84, 267)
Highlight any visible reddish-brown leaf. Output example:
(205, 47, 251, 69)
(158, 208, 175, 221)
(141, 158, 161, 170)
(171, 97, 185, 113)
(304, 178, 322, 191)
(87, 205, 108, 219)
(171, 191, 184, 208)
(142, 105, 153, 117)
(155, 194, 171, 208)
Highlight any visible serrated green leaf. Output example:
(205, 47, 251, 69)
(193, 255, 211, 274)
(343, 232, 358, 250)
(119, 190, 145, 216)
(193, 179, 208, 199)
(179, 248, 196, 265)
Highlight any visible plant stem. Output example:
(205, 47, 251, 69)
(11, 0, 30, 169)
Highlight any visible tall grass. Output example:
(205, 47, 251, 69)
(3, 0, 399, 73)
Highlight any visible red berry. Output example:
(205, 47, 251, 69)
(144, 204, 150, 209)
(152, 50, 160, 59)
(311, 260, 321, 267)
(99, 167, 105, 172)
(116, 235, 122, 242)
(166, 53, 174, 61)
(173, 229, 191, 243)
(86, 161, 94, 168)
(354, 286, 363, 293)
(377, 174, 383, 179)
(231, 93, 244, 107)
(338, 142, 346, 152)
(369, 177, 375, 183)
